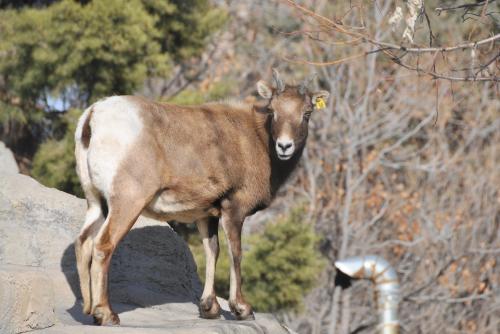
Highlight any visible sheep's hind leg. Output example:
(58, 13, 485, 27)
(90, 193, 147, 326)
(197, 217, 221, 319)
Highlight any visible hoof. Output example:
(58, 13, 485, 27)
(82, 303, 91, 315)
(200, 295, 221, 319)
(229, 300, 254, 321)
(93, 308, 120, 326)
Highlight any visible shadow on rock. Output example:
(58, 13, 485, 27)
(61, 224, 204, 324)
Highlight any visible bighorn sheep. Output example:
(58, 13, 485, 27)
(74, 69, 329, 325)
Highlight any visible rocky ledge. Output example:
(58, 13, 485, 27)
(0, 143, 287, 334)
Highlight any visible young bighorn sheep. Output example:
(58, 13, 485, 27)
(74, 69, 329, 325)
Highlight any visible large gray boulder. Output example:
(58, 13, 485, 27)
(0, 171, 287, 334)
(0, 142, 19, 174)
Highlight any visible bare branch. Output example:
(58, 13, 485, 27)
(280, 0, 500, 82)
(435, 0, 496, 14)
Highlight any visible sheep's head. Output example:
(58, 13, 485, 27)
(257, 69, 329, 160)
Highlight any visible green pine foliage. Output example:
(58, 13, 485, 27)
(31, 109, 83, 196)
(0, 0, 226, 195)
(0, 0, 170, 105)
(0, 101, 29, 127)
(190, 206, 325, 313)
(141, 0, 228, 61)
(244, 207, 325, 313)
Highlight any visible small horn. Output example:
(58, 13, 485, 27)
(272, 68, 285, 93)
(299, 73, 316, 95)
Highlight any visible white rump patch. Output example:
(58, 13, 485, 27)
(87, 96, 143, 197)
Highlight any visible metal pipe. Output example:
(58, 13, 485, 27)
(334, 255, 400, 334)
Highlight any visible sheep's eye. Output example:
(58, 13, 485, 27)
(303, 112, 312, 121)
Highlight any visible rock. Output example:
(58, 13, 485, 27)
(0, 141, 19, 174)
(0, 266, 56, 334)
(0, 171, 288, 334)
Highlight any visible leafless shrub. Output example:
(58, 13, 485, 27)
(280, 0, 499, 82)
(178, 1, 499, 333)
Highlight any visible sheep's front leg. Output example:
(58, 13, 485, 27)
(221, 209, 254, 320)
(75, 201, 105, 315)
(196, 217, 221, 319)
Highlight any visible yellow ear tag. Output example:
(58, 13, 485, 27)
(315, 97, 326, 110)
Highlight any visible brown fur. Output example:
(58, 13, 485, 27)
(74, 80, 328, 325)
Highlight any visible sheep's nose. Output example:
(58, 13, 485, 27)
(278, 142, 292, 151)
(276, 138, 295, 160)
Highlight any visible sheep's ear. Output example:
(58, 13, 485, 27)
(311, 90, 330, 110)
(256, 80, 273, 99)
